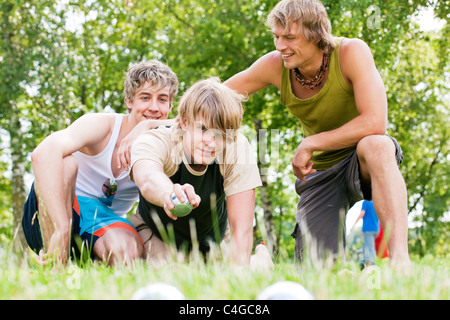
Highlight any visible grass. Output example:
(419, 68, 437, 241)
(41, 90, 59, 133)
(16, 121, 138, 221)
(0, 246, 449, 300)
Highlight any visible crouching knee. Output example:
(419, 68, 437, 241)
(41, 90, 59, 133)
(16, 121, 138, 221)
(357, 135, 396, 162)
(94, 229, 144, 266)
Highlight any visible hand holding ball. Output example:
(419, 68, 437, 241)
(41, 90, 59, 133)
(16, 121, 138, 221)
(170, 192, 193, 217)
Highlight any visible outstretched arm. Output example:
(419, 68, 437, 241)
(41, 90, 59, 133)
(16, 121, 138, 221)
(225, 50, 282, 96)
(226, 189, 256, 265)
(132, 159, 200, 220)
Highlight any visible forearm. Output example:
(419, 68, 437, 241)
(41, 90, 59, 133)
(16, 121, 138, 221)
(302, 113, 387, 153)
(32, 143, 72, 264)
(31, 143, 71, 232)
(141, 118, 177, 130)
(293, 113, 386, 180)
(230, 227, 253, 265)
(226, 190, 256, 265)
(117, 119, 178, 171)
(139, 171, 174, 207)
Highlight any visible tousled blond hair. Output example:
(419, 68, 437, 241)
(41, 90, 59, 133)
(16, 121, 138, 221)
(267, 0, 336, 54)
(124, 60, 178, 107)
(176, 77, 244, 140)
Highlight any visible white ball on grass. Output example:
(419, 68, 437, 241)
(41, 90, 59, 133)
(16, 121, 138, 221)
(257, 281, 314, 300)
(131, 282, 185, 300)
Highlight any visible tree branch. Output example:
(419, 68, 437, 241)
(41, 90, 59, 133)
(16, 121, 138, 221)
(407, 138, 445, 214)
(162, 3, 197, 32)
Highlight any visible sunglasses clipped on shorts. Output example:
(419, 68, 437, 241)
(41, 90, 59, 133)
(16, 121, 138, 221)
(101, 178, 117, 206)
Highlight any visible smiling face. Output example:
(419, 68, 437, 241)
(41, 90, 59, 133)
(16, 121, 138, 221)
(272, 21, 320, 71)
(126, 81, 172, 121)
(123, 60, 178, 122)
(180, 116, 226, 168)
(175, 78, 244, 169)
(266, 0, 335, 56)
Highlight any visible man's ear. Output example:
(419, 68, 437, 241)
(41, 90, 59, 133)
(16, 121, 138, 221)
(125, 96, 132, 111)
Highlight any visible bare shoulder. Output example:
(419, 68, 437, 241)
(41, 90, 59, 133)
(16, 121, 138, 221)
(73, 112, 115, 124)
(69, 113, 115, 132)
(339, 38, 377, 83)
(259, 50, 283, 68)
(340, 38, 371, 53)
(252, 50, 283, 88)
(64, 113, 116, 151)
(340, 38, 374, 65)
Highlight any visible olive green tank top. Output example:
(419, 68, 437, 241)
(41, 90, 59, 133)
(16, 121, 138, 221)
(281, 37, 359, 170)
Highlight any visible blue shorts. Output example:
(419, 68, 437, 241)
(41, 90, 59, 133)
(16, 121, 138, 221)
(22, 183, 142, 258)
(76, 195, 142, 248)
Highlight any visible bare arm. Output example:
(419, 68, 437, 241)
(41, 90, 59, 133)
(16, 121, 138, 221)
(31, 113, 114, 263)
(293, 39, 388, 180)
(226, 189, 256, 265)
(225, 51, 282, 96)
(117, 118, 177, 171)
(350, 209, 366, 232)
(132, 159, 200, 220)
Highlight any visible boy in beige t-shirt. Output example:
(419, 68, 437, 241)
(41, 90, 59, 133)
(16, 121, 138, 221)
(130, 78, 262, 265)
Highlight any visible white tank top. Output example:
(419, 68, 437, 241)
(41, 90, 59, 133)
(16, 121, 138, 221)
(72, 114, 139, 217)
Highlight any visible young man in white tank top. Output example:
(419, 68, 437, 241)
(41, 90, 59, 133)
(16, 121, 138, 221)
(22, 60, 178, 266)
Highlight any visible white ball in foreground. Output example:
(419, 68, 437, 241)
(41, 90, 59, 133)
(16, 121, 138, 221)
(131, 282, 185, 300)
(257, 281, 314, 300)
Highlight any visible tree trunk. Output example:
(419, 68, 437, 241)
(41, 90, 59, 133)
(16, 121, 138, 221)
(9, 105, 27, 253)
(254, 117, 277, 255)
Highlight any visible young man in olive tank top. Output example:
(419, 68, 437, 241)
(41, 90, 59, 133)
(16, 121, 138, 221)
(225, 0, 410, 268)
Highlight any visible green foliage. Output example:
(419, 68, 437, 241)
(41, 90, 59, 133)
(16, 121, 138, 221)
(0, 153, 12, 246)
(383, 21, 449, 256)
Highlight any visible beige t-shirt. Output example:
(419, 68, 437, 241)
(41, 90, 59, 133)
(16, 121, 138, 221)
(130, 126, 262, 197)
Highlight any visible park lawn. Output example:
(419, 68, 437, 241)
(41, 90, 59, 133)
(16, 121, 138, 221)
(0, 247, 448, 300)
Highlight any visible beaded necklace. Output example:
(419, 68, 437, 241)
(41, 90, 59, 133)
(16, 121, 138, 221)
(293, 52, 330, 90)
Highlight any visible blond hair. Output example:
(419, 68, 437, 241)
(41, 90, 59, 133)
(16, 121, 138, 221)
(176, 77, 244, 140)
(124, 60, 178, 106)
(267, 0, 336, 54)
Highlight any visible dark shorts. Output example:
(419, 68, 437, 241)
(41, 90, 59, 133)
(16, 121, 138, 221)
(22, 182, 83, 258)
(291, 135, 403, 262)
